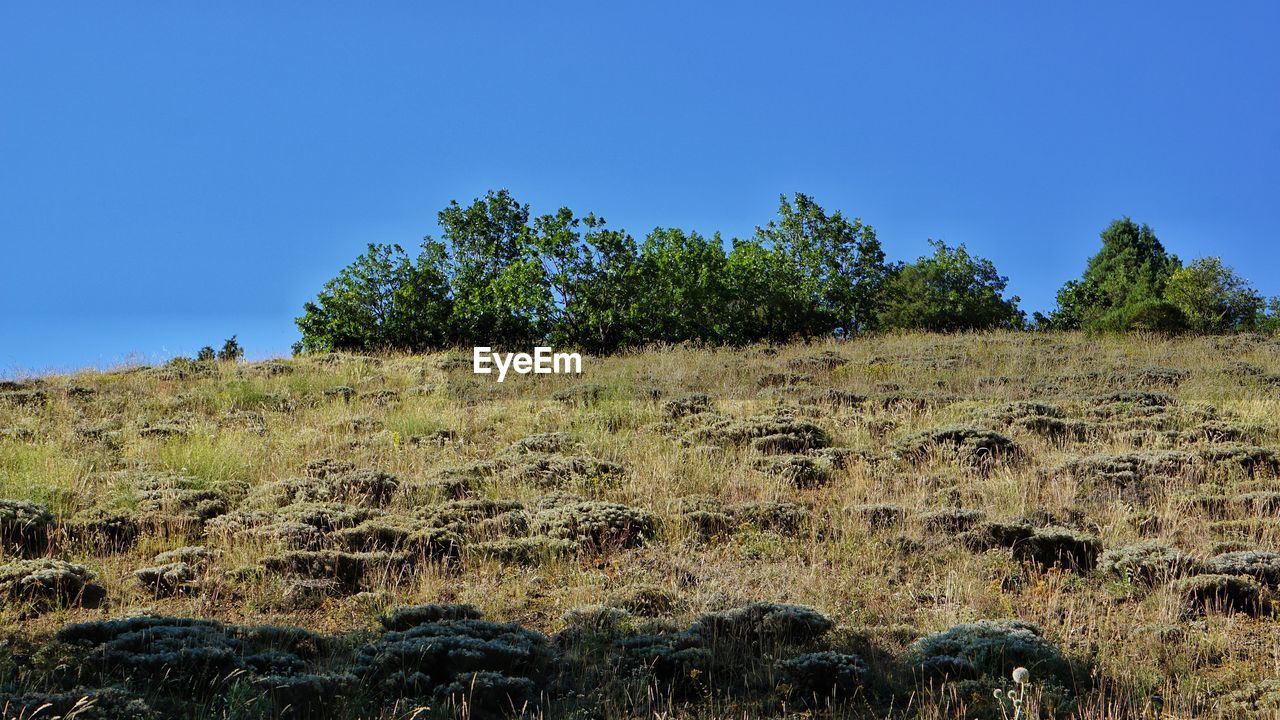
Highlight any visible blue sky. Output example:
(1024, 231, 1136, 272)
(2, 2, 1277, 375)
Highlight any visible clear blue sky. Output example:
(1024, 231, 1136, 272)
(3, 3, 1278, 375)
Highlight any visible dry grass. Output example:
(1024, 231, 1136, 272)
(1, 332, 1279, 718)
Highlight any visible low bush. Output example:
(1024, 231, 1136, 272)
(134, 561, 199, 597)
(691, 602, 833, 650)
(1098, 542, 1202, 585)
(662, 393, 712, 419)
(354, 618, 554, 706)
(1175, 573, 1265, 616)
(0, 499, 54, 557)
(0, 559, 103, 610)
(380, 603, 484, 631)
(779, 650, 867, 700)
(1205, 550, 1280, 586)
(532, 500, 658, 550)
(1012, 526, 1101, 571)
(910, 619, 1073, 687)
(468, 537, 576, 566)
(0, 687, 156, 720)
(261, 550, 412, 592)
(894, 427, 1022, 468)
(755, 455, 834, 488)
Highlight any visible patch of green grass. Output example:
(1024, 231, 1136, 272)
(0, 441, 80, 513)
(154, 433, 262, 488)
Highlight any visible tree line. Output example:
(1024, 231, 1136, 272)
(294, 190, 1279, 353)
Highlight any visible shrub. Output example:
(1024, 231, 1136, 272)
(755, 455, 834, 488)
(354, 619, 554, 702)
(380, 603, 484, 631)
(848, 503, 906, 529)
(961, 519, 1034, 551)
(1205, 550, 1280, 586)
(691, 602, 833, 649)
(248, 672, 356, 719)
(62, 511, 140, 553)
(1098, 542, 1202, 585)
(662, 393, 712, 419)
(1221, 679, 1280, 715)
(0, 687, 156, 719)
(509, 432, 577, 454)
(894, 427, 1022, 468)
(57, 616, 324, 695)
(532, 501, 658, 550)
(561, 604, 634, 638)
(433, 670, 541, 719)
(1174, 574, 1265, 616)
(683, 414, 831, 451)
(552, 383, 605, 406)
(254, 469, 401, 508)
(1060, 451, 1199, 503)
(0, 559, 102, 610)
(731, 501, 810, 536)
(787, 351, 849, 371)
(1013, 526, 1102, 571)
(509, 454, 626, 489)
(0, 389, 48, 407)
(779, 650, 867, 700)
(918, 508, 987, 534)
(982, 401, 1087, 441)
(607, 584, 678, 617)
(154, 545, 213, 566)
(796, 388, 865, 408)
(0, 498, 53, 557)
(260, 550, 411, 592)
(617, 630, 711, 696)
(468, 537, 576, 566)
(910, 619, 1072, 687)
(134, 561, 199, 597)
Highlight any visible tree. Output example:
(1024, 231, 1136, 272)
(1049, 218, 1181, 330)
(1164, 257, 1265, 333)
(217, 336, 244, 361)
(294, 241, 452, 353)
(879, 240, 1024, 331)
(438, 190, 551, 347)
(753, 194, 888, 336)
(632, 227, 729, 344)
(534, 210, 644, 353)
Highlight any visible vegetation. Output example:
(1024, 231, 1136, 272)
(2, 333, 1280, 717)
(296, 194, 1279, 353)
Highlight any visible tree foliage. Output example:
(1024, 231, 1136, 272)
(1049, 219, 1181, 331)
(880, 240, 1024, 331)
(296, 193, 1276, 354)
(1164, 257, 1264, 333)
(295, 241, 452, 353)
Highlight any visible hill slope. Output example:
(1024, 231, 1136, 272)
(2, 333, 1280, 718)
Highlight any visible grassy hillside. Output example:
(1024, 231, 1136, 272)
(2, 333, 1280, 719)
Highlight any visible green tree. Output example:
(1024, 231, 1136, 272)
(217, 336, 244, 361)
(632, 227, 729, 344)
(754, 194, 888, 336)
(1050, 218, 1182, 330)
(721, 238, 805, 343)
(1164, 256, 1265, 333)
(534, 210, 644, 353)
(439, 190, 551, 347)
(294, 241, 452, 352)
(879, 240, 1024, 331)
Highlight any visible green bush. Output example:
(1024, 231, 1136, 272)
(910, 619, 1073, 687)
(0, 498, 53, 557)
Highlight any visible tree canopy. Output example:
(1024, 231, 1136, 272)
(295, 195, 1278, 353)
